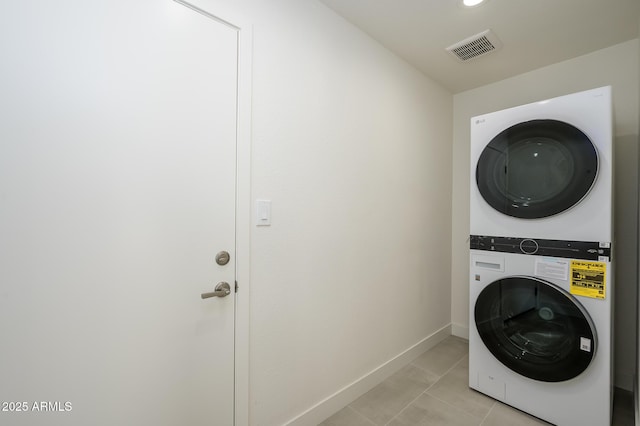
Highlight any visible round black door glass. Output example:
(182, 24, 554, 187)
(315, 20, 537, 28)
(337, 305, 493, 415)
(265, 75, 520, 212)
(475, 276, 596, 382)
(476, 119, 598, 219)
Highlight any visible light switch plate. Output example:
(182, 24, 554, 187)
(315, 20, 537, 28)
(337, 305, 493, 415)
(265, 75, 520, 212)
(256, 199, 271, 226)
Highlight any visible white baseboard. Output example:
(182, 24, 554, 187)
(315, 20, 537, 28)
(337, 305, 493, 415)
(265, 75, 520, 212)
(284, 324, 453, 426)
(451, 323, 469, 340)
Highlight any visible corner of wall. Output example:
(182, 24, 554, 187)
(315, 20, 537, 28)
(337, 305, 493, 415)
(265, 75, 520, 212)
(284, 325, 452, 426)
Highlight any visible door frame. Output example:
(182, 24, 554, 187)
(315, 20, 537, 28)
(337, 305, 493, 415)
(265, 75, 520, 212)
(173, 2, 252, 424)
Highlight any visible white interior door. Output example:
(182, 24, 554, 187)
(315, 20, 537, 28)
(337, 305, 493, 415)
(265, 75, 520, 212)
(0, 1, 237, 425)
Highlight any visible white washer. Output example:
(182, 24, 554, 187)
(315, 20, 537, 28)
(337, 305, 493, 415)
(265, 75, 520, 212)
(470, 86, 613, 242)
(469, 248, 612, 426)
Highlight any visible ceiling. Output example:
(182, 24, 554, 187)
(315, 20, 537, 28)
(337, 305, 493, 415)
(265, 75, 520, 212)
(318, 0, 640, 93)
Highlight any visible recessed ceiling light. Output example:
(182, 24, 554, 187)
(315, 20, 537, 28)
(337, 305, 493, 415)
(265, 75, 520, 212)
(463, 0, 485, 6)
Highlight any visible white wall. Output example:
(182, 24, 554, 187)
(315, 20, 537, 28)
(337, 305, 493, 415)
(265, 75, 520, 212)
(195, 0, 454, 424)
(451, 39, 640, 390)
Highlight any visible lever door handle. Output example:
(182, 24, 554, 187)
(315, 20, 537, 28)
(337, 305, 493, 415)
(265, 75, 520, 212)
(201, 282, 231, 299)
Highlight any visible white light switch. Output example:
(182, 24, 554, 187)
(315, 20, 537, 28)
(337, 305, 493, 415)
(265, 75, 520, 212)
(256, 199, 271, 226)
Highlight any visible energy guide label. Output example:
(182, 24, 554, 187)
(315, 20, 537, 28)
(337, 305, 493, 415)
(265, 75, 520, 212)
(570, 260, 606, 299)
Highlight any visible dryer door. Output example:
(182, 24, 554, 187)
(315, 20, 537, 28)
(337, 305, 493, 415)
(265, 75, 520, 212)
(476, 119, 598, 219)
(474, 276, 596, 382)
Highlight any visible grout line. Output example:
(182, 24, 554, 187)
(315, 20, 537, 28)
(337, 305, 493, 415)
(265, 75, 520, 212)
(408, 349, 468, 378)
(344, 405, 377, 426)
(425, 393, 488, 426)
(440, 352, 468, 376)
(413, 354, 497, 425)
(351, 340, 472, 426)
(347, 403, 381, 426)
(383, 388, 429, 426)
(478, 402, 496, 426)
(383, 354, 471, 426)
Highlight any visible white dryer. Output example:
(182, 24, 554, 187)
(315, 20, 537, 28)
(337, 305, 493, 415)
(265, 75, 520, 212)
(469, 243, 612, 426)
(470, 86, 613, 242)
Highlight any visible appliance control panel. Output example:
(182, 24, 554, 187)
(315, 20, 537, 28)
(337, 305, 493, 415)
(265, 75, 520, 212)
(470, 235, 611, 261)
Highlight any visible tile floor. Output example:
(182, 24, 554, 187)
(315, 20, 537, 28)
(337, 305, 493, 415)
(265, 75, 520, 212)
(320, 336, 634, 426)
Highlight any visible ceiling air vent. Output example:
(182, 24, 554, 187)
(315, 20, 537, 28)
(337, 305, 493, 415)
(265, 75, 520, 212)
(446, 29, 502, 62)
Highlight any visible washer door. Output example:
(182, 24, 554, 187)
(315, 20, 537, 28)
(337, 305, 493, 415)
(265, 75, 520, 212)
(476, 119, 598, 219)
(474, 276, 596, 382)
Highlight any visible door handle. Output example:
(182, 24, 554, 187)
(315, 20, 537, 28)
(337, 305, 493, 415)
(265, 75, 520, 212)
(201, 282, 231, 299)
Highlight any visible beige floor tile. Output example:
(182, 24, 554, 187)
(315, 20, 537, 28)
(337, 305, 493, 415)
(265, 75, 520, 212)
(349, 363, 438, 425)
(411, 336, 468, 376)
(425, 356, 495, 419)
(317, 337, 634, 426)
(318, 406, 376, 426)
(481, 402, 552, 426)
(388, 393, 481, 426)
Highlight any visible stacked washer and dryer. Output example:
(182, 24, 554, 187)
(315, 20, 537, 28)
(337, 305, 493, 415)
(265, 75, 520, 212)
(468, 87, 614, 426)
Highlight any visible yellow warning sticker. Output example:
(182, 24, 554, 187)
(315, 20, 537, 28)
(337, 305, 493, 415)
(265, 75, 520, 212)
(570, 260, 606, 299)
